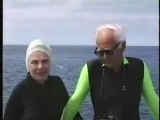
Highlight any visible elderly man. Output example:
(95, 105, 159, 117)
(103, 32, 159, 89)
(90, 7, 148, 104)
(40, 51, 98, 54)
(61, 24, 159, 120)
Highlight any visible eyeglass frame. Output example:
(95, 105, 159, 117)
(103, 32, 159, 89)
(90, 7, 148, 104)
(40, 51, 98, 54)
(94, 42, 121, 57)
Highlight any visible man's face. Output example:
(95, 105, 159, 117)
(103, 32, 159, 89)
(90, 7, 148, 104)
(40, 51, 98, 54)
(95, 29, 124, 68)
(28, 51, 51, 84)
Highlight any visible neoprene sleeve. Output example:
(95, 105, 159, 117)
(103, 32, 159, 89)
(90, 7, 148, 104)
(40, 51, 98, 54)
(61, 61, 159, 120)
(61, 64, 89, 120)
(142, 62, 159, 120)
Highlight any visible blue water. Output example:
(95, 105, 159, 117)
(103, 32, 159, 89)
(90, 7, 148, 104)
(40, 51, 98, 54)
(3, 45, 159, 120)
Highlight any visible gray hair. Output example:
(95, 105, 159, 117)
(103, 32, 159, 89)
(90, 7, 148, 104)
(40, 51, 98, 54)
(96, 24, 126, 43)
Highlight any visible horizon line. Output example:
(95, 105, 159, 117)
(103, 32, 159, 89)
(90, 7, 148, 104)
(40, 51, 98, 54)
(3, 44, 159, 47)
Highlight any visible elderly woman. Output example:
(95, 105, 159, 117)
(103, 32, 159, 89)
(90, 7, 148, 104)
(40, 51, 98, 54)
(4, 39, 82, 120)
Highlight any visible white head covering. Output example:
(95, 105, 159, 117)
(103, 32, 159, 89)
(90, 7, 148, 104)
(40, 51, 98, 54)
(25, 39, 52, 71)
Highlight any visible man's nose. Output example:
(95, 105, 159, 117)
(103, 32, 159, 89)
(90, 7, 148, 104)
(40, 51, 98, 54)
(103, 53, 110, 59)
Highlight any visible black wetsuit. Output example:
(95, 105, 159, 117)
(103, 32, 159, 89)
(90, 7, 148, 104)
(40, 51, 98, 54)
(4, 73, 82, 120)
(87, 57, 144, 120)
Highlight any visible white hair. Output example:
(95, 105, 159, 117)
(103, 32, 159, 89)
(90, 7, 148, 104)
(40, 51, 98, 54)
(96, 23, 126, 43)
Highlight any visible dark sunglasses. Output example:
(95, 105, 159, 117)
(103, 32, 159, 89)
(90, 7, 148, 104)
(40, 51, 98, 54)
(94, 42, 120, 57)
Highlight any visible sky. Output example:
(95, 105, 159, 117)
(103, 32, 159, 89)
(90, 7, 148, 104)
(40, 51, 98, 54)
(3, 0, 159, 46)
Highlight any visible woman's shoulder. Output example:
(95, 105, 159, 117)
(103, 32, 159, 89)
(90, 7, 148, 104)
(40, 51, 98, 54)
(48, 75, 64, 85)
(49, 75, 62, 81)
(48, 75, 68, 92)
(49, 75, 62, 79)
(11, 79, 27, 95)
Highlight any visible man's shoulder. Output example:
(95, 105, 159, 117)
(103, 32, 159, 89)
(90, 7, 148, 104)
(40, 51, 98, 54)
(125, 56, 144, 66)
(125, 56, 143, 62)
(87, 58, 101, 64)
(86, 58, 102, 69)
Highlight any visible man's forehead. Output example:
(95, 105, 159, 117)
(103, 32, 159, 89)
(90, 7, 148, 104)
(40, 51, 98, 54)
(96, 29, 116, 43)
(98, 28, 115, 37)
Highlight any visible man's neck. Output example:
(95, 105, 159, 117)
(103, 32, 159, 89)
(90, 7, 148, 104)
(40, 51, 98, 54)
(113, 57, 123, 72)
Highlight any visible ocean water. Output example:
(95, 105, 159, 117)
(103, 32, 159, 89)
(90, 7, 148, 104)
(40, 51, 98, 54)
(3, 45, 159, 120)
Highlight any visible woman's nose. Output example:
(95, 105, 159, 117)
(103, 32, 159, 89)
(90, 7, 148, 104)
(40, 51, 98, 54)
(37, 62, 43, 69)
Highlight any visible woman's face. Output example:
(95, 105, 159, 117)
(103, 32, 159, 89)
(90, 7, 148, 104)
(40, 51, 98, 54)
(28, 51, 51, 84)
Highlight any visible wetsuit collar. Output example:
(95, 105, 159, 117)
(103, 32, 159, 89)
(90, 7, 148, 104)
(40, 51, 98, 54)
(26, 72, 49, 86)
(123, 57, 129, 65)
